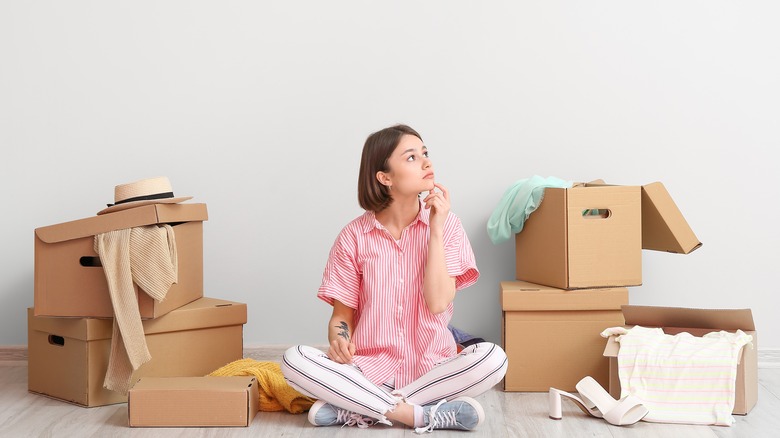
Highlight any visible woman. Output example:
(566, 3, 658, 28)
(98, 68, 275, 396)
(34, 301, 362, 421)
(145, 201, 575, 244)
(281, 124, 507, 433)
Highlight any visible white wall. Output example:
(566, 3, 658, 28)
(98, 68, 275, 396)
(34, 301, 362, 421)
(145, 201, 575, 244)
(2, 1, 778, 350)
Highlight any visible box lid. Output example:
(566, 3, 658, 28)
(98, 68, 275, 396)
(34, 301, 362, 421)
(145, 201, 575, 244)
(28, 297, 247, 341)
(640, 182, 701, 254)
(622, 305, 755, 331)
(35, 203, 208, 244)
(501, 281, 628, 311)
(131, 376, 256, 392)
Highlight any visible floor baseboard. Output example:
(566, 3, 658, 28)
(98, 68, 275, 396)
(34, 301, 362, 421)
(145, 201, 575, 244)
(0, 345, 326, 365)
(759, 348, 780, 369)
(5, 345, 780, 367)
(0, 346, 26, 365)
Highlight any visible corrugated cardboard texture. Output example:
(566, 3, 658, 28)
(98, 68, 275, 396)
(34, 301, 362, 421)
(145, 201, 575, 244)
(622, 305, 755, 331)
(27, 297, 246, 407)
(602, 305, 757, 415)
(516, 185, 642, 289)
(34, 204, 207, 318)
(129, 377, 259, 427)
(641, 182, 702, 254)
(35, 203, 208, 243)
(501, 281, 628, 311)
(501, 281, 628, 392)
(514, 189, 569, 288)
(515, 182, 700, 289)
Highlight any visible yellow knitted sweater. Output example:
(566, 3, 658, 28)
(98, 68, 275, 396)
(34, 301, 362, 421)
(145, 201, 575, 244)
(208, 358, 315, 414)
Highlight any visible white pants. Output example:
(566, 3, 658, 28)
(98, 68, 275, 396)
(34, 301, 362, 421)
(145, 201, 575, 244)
(281, 342, 508, 422)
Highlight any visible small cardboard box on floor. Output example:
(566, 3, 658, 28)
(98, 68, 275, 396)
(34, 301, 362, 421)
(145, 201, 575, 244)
(515, 182, 701, 289)
(501, 280, 628, 392)
(602, 305, 757, 415)
(28, 297, 246, 407)
(128, 377, 259, 427)
(34, 203, 208, 319)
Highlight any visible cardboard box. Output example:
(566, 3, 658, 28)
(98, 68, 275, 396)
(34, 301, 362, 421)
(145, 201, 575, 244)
(602, 305, 757, 415)
(28, 297, 246, 407)
(501, 280, 628, 392)
(34, 203, 208, 318)
(128, 376, 259, 427)
(515, 182, 701, 289)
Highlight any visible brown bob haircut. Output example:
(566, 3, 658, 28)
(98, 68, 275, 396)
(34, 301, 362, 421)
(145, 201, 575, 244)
(357, 124, 423, 212)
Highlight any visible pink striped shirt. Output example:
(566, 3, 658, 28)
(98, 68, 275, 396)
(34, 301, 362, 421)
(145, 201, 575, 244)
(317, 201, 479, 388)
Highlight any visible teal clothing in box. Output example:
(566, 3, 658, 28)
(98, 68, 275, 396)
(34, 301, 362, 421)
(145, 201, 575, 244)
(487, 175, 571, 245)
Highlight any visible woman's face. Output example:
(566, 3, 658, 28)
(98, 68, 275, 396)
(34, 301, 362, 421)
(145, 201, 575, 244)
(380, 134, 435, 195)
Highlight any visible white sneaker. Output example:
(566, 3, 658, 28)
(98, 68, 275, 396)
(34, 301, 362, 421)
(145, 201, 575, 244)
(415, 397, 485, 433)
(308, 400, 376, 428)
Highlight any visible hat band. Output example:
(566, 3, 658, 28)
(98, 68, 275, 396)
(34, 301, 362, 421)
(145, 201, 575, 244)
(107, 191, 174, 207)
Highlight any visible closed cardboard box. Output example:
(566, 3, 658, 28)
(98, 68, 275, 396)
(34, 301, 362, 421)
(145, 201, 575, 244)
(515, 182, 701, 289)
(129, 377, 259, 427)
(603, 305, 757, 415)
(502, 280, 628, 392)
(34, 203, 208, 318)
(28, 297, 246, 407)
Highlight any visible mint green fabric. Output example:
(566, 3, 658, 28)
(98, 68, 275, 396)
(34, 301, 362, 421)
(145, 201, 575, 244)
(487, 175, 571, 245)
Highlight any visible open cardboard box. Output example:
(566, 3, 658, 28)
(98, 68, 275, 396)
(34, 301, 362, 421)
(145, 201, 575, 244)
(128, 376, 259, 427)
(515, 182, 701, 289)
(28, 297, 246, 407)
(602, 305, 757, 415)
(501, 280, 628, 392)
(34, 203, 207, 318)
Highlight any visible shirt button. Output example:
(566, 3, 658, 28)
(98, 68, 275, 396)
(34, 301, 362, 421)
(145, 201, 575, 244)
(400, 279, 404, 284)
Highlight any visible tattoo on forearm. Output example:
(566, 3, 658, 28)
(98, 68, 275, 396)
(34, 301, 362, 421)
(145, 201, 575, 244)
(336, 321, 350, 341)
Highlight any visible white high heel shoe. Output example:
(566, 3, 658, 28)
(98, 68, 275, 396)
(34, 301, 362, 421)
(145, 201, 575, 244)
(548, 387, 603, 420)
(575, 376, 648, 426)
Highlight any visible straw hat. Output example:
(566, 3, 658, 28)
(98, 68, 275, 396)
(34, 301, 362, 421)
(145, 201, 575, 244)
(97, 176, 193, 215)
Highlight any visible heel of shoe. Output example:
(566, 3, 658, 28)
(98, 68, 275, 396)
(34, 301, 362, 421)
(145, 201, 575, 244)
(548, 388, 562, 420)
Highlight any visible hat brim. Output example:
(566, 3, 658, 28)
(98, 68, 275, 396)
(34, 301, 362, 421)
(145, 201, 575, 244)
(97, 196, 193, 216)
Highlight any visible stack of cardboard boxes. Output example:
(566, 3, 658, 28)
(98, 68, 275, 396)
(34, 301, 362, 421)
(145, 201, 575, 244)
(500, 181, 755, 414)
(28, 202, 248, 413)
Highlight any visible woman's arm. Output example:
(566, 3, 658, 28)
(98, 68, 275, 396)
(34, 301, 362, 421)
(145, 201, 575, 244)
(423, 183, 457, 314)
(327, 299, 356, 364)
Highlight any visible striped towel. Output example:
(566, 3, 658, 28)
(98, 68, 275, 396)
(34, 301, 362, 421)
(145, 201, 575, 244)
(605, 326, 752, 426)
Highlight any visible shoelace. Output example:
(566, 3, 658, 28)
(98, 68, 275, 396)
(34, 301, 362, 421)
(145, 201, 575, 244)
(414, 399, 458, 434)
(336, 409, 375, 429)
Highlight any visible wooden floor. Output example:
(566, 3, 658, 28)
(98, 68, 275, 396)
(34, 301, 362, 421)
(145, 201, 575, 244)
(1, 358, 779, 437)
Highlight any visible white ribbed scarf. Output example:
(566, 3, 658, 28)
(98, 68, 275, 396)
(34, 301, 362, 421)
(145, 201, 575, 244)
(94, 225, 178, 394)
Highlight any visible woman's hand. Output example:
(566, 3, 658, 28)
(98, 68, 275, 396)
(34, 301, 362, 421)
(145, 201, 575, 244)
(328, 335, 356, 364)
(423, 182, 450, 234)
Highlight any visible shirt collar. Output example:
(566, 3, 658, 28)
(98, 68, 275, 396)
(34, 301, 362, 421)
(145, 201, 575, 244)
(361, 199, 430, 234)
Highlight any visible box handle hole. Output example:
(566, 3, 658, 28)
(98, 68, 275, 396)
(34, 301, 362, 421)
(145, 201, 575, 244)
(581, 209, 611, 219)
(48, 335, 65, 346)
(79, 256, 102, 267)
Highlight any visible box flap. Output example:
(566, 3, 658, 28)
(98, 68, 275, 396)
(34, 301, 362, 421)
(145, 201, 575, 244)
(35, 203, 208, 244)
(602, 335, 620, 357)
(28, 297, 246, 341)
(132, 376, 256, 392)
(27, 308, 113, 341)
(142, 297, 247, 335)
(641, 183, 701, 254)
(501, 281, 627, 311)
(622, 305, 755, 331)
